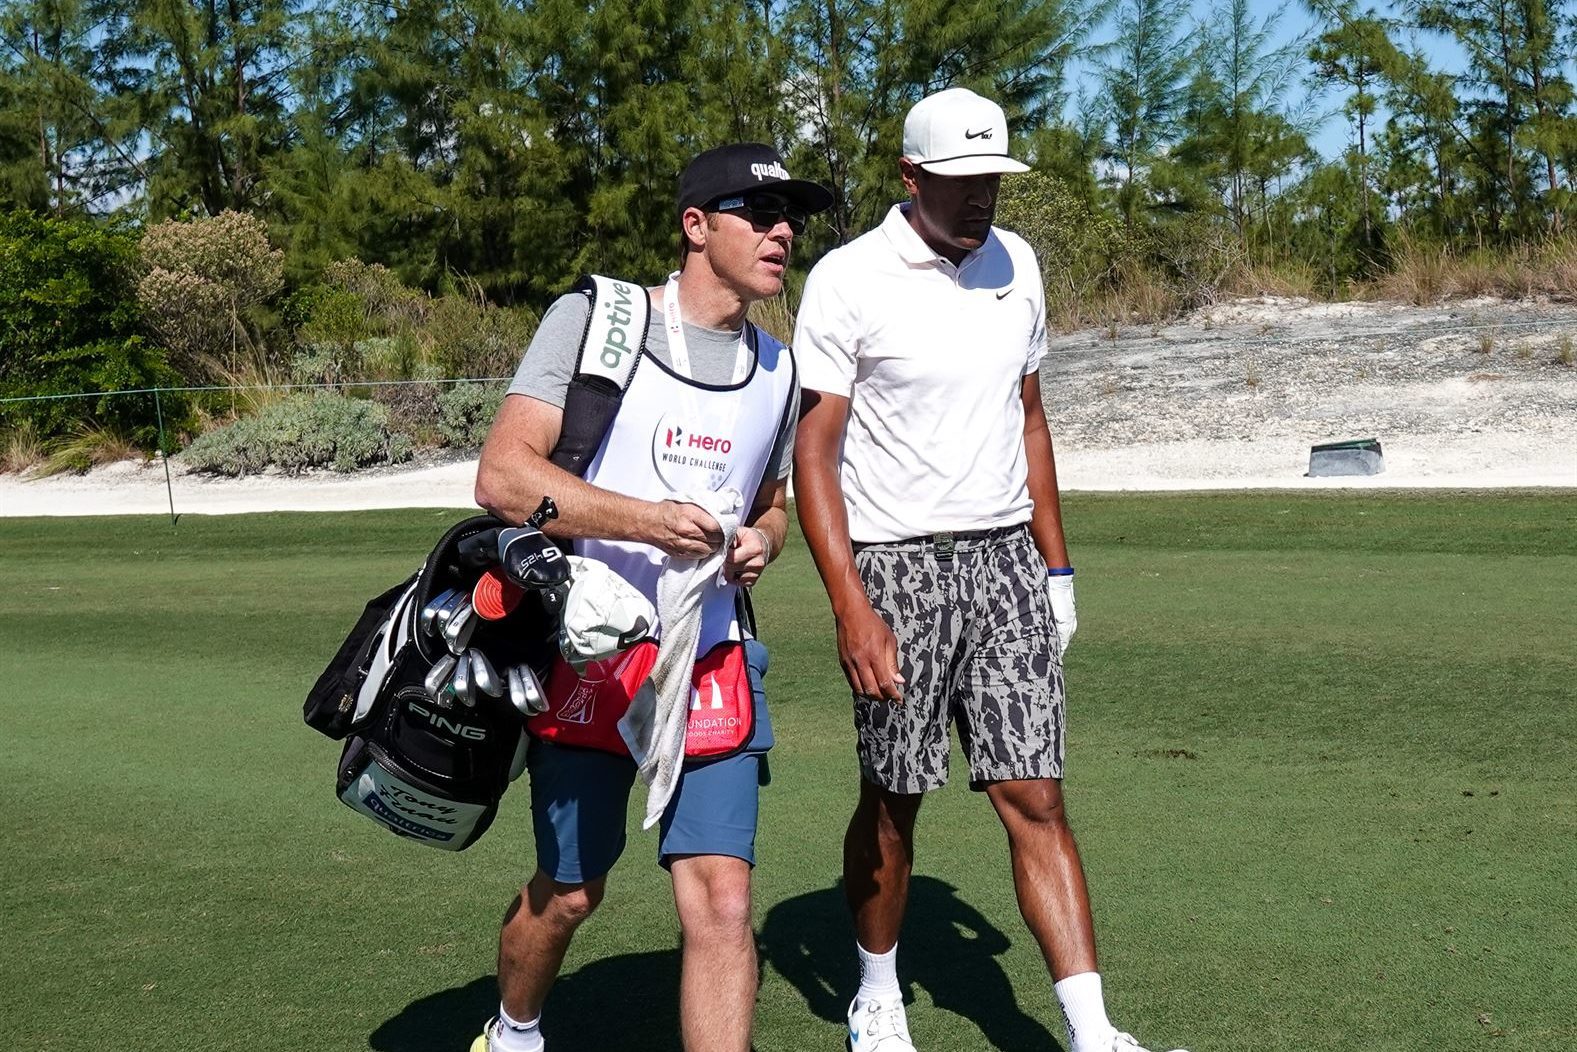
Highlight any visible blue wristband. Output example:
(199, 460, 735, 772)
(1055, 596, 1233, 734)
(1047, 566, 1075, 577)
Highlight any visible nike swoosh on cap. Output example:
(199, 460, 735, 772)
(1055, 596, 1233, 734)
(964, 128, 993, 140)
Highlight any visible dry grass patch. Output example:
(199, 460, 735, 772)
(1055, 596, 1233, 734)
(2, 420, 48, 474)
(1376, 236, 1577, 304)
(36, 422, 141, 476)
(748, 294, 796, 345)
(1230, 260, 1319, 300)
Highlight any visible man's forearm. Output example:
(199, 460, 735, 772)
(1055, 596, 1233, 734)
(1020, 376, 1071, 568)
(476, 452, 655, 542)
(1023, 420, 1071, 568)
(745, 504, 789, 563)
(794, 461, 869, 617)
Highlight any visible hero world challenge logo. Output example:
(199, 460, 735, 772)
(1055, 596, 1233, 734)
(653, 412, 736, 490)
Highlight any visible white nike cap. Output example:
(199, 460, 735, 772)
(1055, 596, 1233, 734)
(558, 556, 657, 670)
(902, 88, 1031, 177)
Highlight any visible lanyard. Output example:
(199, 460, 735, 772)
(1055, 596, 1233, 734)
(663, 273, 753, 383)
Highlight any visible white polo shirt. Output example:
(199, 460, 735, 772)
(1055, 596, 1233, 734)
(794, 203, 1047, 543)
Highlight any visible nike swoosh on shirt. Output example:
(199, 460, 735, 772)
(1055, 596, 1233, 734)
(996, 288, 1012, 299)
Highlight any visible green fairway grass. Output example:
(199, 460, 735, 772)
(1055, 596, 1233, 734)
(2, 493, 1573, 1051)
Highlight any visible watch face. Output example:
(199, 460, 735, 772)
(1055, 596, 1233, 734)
(652, 411, 739, 492)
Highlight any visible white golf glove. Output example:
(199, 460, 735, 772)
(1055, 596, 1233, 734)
(1047, 570, 1077, 659)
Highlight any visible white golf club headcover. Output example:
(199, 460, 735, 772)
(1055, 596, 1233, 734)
(559, 556, 657, 669)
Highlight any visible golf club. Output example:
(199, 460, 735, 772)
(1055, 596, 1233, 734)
(451, 650, 473, 707)
(420, 588, 459, 636)
(469, 649, 503, 698)
(434, 589, 468, 633)
(507, 663, 549, 716)
(423, 652, 458, 702)
(443, 598, 477, 656)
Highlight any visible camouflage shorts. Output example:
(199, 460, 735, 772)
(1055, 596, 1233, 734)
(852, 523, 1065, 793)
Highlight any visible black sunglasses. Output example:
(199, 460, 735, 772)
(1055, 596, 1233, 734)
(711, 191, 810, 235)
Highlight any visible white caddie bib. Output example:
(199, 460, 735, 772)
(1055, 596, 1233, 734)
(577, 284, 794, 653)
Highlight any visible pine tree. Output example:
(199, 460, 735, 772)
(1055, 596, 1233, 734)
(1176, 0, 1311, 244)
(129, 0, 300, 216)
(0, 0, 143, 212)
(1306, 1, 1400, 253)
(783, 0, 1102, 245)
(1098, 0, 1193, 225)
(1413, 0, 1574, 237)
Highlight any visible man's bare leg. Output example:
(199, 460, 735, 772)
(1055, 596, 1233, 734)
(843, 779, 924, 953)
(670, 853, 756, 1052)
(497, 869, 607, 1022)
(984, 777, 1097, 978)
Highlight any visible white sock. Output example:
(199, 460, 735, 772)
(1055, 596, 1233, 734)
(856, 941, 901, 1002)
(1055, 971, 1116, 1052)
(490, 1004, 545, 1052)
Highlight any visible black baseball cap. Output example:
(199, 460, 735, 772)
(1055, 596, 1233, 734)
(676, 143, 834, 221)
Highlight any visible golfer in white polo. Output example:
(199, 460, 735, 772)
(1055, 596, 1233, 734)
(793, 87, 1188, 1052)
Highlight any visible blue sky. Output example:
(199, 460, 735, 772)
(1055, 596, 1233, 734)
(1064, 0, 1469, 162)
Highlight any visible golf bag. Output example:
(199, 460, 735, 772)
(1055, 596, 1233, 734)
(304, 514, 560, 850)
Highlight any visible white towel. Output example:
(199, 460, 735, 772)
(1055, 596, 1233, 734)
(618, 488, 743, 828)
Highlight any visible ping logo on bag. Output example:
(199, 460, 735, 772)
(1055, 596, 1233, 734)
(405, 697, 489, 741)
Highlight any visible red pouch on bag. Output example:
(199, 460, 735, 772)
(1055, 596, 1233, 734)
(683, 642, 755, 759)
(527, 640, 753, 759)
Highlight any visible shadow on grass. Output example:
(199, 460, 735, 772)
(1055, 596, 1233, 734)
(370, 950, 682, 1052)
(371, 878, 1052, 1051)
(759, 875, 1061, 1052)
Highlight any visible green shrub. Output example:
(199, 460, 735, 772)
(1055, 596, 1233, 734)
(289, 342, 355, 385)
(182, 393, 413, 476)
(425, 280, 537, 379)
(137, 211, 286, 381)
(437, 381, 505, 449)
(996, 172, 1138, 326)
(0, 210, 184, 445)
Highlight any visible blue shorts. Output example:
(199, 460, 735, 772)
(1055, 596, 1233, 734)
(528, 641, 772, 885)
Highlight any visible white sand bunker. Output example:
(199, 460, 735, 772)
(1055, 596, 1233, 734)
(5, 297, 1575, 517)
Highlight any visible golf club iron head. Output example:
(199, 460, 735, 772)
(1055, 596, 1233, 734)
(423, 653, 459, 706)
(507, 663, 549, 716)
(469, 649, 504, 698)
(443, 598, 477, 656)
(434, 589, 468, 634)
(451, 649, 474, 707)
(420, 588, 459, 636)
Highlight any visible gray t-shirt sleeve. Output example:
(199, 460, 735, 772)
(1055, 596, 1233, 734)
(507, 293, 592, 408)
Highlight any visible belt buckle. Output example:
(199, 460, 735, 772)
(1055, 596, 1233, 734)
(934, 532, 955, 561)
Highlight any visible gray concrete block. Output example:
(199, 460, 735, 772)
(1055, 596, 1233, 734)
(1308, 438, 1384, 477)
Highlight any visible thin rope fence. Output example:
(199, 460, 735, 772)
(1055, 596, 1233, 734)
(0, 377, 509, 524)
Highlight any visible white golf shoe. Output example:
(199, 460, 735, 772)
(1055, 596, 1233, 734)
(470, 1017, 545, 1052)
(847, 995, 916, 1051)
(1110, 1030, 1187, 1052)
